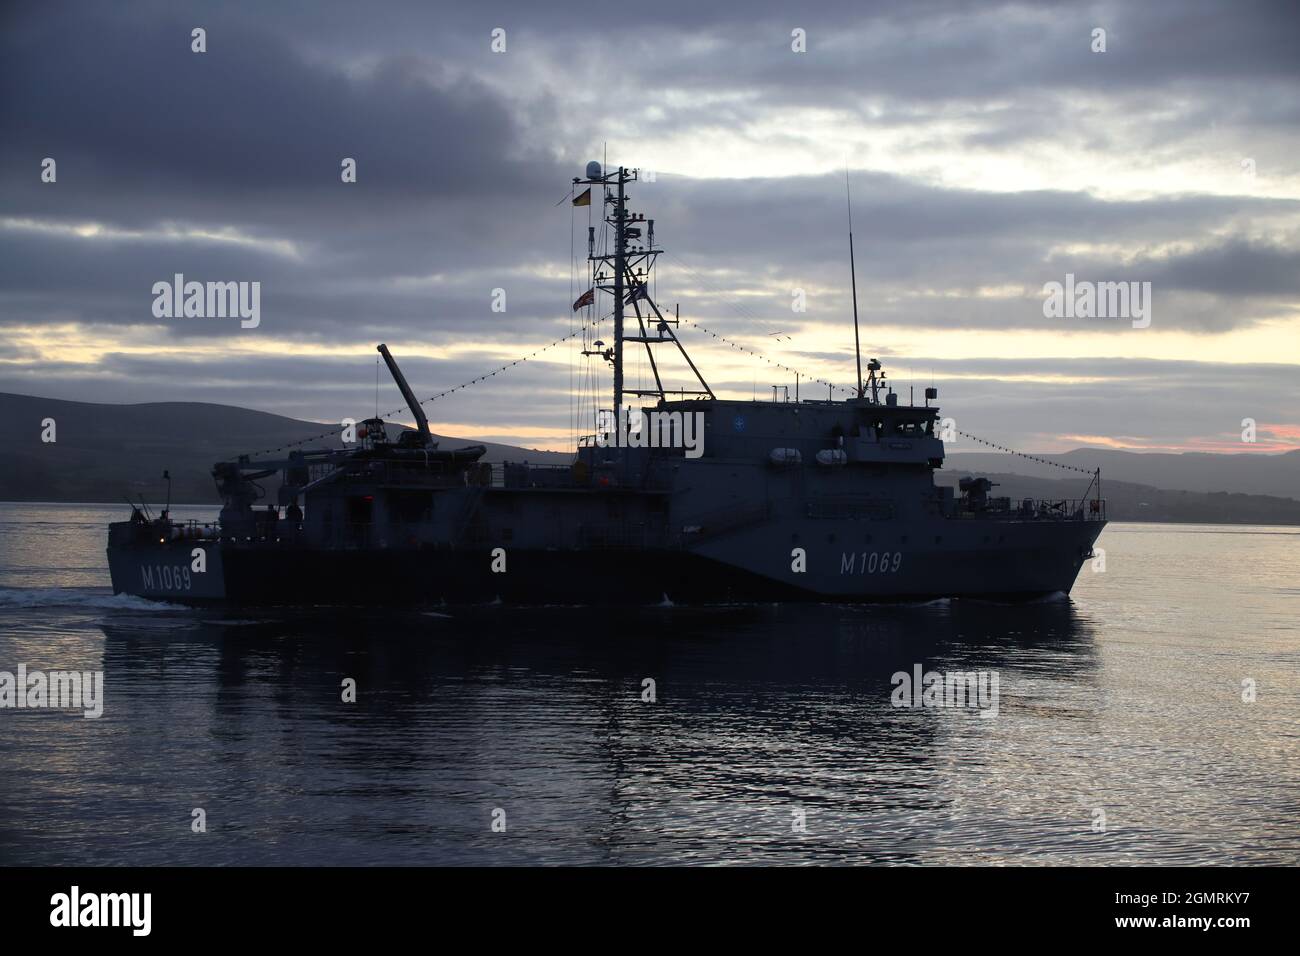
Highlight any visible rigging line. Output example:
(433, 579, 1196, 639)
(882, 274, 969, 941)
(658, 249, 853, 392)
(675, 313, 847, 394)
(660, 245, 1096, 478)
(233, 318, 604, 461)
(640, 286, 1094, 478)
(660, 245, 817, 340)
(649, 249, 845, 386)
(954, 430, 1098, 476)
(570, 185, 575, 450)
(587, 186, 596, 441)
(661, 249, 781, 330)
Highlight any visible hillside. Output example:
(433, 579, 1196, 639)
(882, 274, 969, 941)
(2, 391, 1297, 523)
(0, 392, 569, 504)
(945, 448, 1300, 500)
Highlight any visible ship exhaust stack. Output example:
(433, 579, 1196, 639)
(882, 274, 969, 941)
(376, 343, 432, 447)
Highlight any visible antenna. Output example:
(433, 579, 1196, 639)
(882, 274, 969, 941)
(846, 168, 864, 399)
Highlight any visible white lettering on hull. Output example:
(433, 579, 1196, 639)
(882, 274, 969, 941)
(140, 563, 193, 591)
(840, 551, 903, 575)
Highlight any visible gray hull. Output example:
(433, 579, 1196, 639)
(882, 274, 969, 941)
(108, 515, 1102, 605)
(108, 396, 1107, 607)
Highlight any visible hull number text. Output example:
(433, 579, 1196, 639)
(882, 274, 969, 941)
(141, 564, 192, 591)
(840, 551, 903, 575)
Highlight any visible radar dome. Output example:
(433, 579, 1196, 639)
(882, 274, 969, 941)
(585, 160, 602, 179)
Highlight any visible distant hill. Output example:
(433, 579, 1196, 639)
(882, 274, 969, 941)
(0, 392, 569, 505)
(2, 391, 1296, 524)
(937, 471, 1300, 525)
(946, 448, 1300, 500)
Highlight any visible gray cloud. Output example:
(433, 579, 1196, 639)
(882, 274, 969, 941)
(1, 0, 1297, 448)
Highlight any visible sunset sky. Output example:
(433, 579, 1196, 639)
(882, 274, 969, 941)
(2, 0, 1297, 454)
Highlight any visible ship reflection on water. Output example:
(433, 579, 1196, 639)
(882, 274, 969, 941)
(37, 600, 1105, 865)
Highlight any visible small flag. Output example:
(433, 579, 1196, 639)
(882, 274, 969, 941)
(572, 187, 591, 207)
(572, 288, 594, 311)
(625, 284, 648, 304)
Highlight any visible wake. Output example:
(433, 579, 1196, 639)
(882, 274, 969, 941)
(0, 586, 181, 611)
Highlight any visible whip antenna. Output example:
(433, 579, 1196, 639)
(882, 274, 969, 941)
(846, 168, 864, 399)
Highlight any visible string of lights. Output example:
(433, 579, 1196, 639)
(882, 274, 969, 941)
(955, 430, 1098, 476)
(234, 317, 603, 460)
(233, 308, 1097, 485)
(674, 315, 849, 397)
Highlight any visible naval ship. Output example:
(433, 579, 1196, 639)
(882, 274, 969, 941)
(108, 162, 1106, 605)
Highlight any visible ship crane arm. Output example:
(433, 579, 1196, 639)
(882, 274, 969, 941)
(377, 343, 433, 447)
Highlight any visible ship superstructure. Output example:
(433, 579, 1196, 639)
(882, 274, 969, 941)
(108, 162, 1105, 605)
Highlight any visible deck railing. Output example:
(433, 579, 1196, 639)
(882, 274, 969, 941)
(958, 498, 1106, 521)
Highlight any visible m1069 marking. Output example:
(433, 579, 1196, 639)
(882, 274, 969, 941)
(141, 563, 192, 591)
(841, 551, 903, 574)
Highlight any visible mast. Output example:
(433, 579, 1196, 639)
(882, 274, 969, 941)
(575, 161, 712, 415)
(614, 168, 626, 411)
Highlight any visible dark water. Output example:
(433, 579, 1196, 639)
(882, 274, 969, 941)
(0, 502, 1295, 865)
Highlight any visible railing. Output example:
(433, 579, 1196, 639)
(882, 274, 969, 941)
(179, 518, 220, 539)
(135, 518, 221, 542)
(957, 497, 1106, 521)
(495, 461, 580, 489)
(488, 460, 675, 492)
(333, 459, 477, 488)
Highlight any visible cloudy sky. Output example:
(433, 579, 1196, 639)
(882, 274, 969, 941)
(2, 0, 1297, 453)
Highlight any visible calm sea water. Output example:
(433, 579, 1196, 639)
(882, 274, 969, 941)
(0, 502, 1295, 866)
